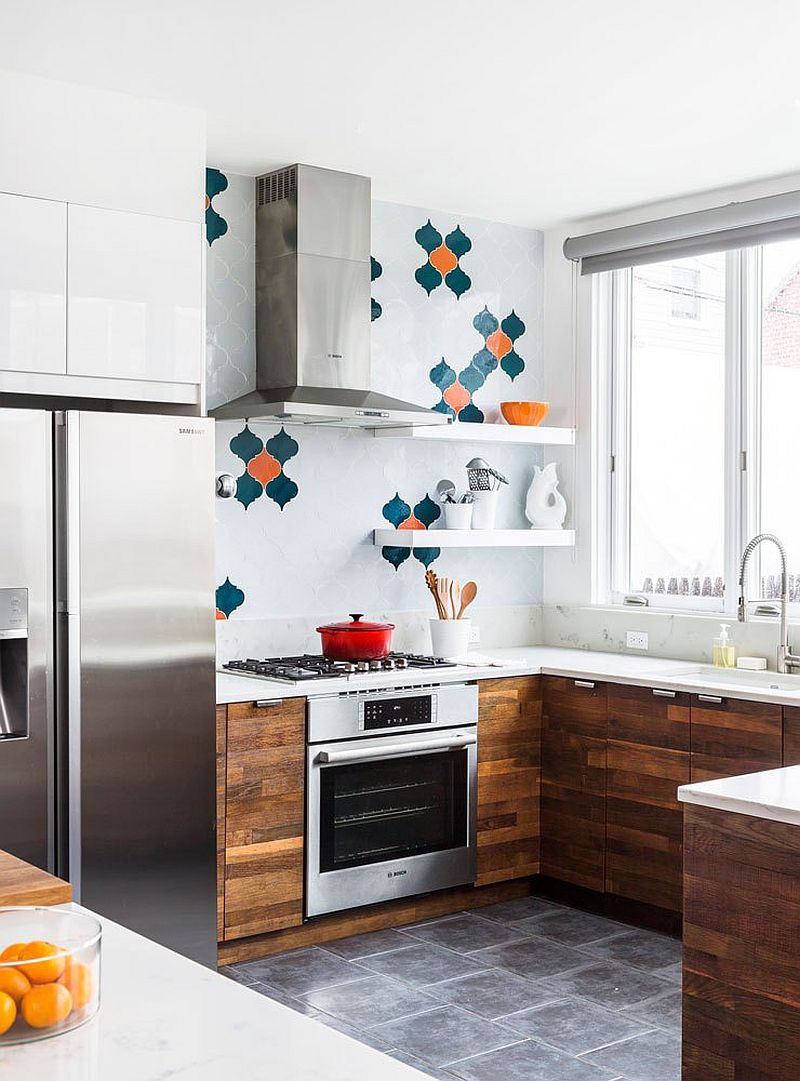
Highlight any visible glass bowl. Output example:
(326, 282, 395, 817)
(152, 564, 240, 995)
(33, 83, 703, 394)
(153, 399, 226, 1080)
(0, 907, 101, 1045)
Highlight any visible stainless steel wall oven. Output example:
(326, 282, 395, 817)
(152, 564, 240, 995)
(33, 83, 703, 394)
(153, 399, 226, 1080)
(306, 683, 478, 918)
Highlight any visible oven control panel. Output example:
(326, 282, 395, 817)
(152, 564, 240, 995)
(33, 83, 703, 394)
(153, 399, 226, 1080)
(361, 694, 436, 731)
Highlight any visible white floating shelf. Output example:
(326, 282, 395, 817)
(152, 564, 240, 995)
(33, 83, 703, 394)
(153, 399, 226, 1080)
(372, 424, 575, 446)
(373, 528, 575, 549)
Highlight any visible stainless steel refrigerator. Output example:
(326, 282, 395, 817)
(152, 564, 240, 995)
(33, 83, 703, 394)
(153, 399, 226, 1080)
(0, 409, 216, 966)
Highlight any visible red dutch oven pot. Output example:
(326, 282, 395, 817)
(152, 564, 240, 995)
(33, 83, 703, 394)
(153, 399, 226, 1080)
(316, 613, 395, 661)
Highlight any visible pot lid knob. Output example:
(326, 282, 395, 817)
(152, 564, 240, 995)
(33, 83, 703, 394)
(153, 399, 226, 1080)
(349, 613, 364, 623)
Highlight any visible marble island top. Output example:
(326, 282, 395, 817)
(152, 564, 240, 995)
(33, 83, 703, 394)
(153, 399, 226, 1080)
(0, 906, 427, 1081)
(679, 765, 800, 827)
(217, 645, 800, 708)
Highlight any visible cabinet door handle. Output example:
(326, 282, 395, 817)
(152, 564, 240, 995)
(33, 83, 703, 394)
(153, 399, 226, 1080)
(652, 689, 676, 698)
(255, 699, 284, 708)
(697, 694, 723, 704)
(574, 680, 596, 689)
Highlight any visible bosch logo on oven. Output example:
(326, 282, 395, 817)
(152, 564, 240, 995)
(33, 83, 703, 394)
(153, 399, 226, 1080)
(387, 869, 408, 879)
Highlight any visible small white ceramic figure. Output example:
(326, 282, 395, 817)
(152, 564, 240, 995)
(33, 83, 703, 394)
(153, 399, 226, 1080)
(525, 462, 567, 529)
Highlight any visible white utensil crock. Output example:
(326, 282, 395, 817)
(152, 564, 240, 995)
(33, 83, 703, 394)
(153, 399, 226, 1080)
(429, 618, 471, 659)
(471, 490, 498, 529)
(443, 503, 473, 529)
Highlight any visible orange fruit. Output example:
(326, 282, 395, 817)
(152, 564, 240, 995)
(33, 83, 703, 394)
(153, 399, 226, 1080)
(0, 967, 31, 1004)
(18, 941, 66, 985)
(21, 983, 72, 1029)
(0, 943, 25, 964)
(58, 961, 92, 1009)
(0, 992, 16, 1036)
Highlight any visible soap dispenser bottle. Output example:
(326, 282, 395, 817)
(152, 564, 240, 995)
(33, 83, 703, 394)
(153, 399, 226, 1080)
(713, 623, 735, 669)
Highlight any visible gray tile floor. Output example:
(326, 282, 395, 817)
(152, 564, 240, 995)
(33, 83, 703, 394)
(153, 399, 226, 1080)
(222, 897, 682, 1080)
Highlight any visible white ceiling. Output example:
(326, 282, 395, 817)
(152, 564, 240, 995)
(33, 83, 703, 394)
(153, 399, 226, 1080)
(5, 0, 800, 228)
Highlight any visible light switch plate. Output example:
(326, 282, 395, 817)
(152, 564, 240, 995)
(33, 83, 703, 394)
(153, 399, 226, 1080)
(626, 630, 649, 651)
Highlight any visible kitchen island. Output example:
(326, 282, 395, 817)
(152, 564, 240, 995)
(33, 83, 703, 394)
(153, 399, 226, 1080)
(679, 767, 800, 1081)
(0, 905, 427, 1080)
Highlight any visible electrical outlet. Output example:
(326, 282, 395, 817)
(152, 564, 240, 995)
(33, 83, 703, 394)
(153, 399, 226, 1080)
(469, 624, 481, 644)
(626, 630, 649, 651)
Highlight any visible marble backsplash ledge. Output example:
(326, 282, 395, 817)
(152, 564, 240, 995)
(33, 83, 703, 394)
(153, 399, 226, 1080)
(542, 604, 792, 668)
(216, 604, 544, 664)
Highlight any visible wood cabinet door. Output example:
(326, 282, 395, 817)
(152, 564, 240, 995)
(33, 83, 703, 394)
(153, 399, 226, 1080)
(606, 684, 689, 912)
(541, 676, 607, 891)
(690, 694, 782, 782)
(216, 705, 227, 942)
(784, 707, 800, 765)
(224, 698, 306, 941)
(476, 677, 541, 886)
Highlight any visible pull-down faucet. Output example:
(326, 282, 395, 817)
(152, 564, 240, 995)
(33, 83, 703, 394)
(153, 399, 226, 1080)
(738, 533, 800, 674)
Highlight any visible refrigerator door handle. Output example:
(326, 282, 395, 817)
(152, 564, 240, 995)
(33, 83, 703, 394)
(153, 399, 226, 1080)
(63, 413, 82, 900)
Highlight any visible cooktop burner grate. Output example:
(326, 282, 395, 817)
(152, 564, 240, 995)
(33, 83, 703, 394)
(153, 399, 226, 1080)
(222, 652, 458, 683)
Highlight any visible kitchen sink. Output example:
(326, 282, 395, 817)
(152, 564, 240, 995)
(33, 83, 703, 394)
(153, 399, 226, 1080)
(664, 665, 800, 693)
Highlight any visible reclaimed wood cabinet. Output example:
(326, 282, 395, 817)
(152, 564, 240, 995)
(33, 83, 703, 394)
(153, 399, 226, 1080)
(541, 676, 608, 891)
(690, 694, 782, 783)
(606, 683, 690, 913)
(476, 677, 541, 886)
(783, 706, 800, 765)
(222, 698, 306, 941)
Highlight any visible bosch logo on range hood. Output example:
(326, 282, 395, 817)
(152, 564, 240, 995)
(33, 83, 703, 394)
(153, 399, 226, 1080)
(210, 164, 450, 428)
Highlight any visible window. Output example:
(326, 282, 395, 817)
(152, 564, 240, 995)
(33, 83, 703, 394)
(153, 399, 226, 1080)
(605, 240, 800, 610)
(670, 265, 701, 320)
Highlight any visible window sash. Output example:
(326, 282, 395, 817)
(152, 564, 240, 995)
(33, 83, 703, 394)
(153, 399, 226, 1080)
(604, 250, 752, 613)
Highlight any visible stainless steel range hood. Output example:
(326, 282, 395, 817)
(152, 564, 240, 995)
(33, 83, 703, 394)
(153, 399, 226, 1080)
(210, 164, 450, 428)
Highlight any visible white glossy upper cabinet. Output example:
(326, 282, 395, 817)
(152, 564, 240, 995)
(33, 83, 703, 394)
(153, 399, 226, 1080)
(0, 193, 67, 374)
(67, 205, 202, 385)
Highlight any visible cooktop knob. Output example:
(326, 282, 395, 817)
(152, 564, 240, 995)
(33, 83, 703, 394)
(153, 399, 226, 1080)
(356, 661, 370, 672)
(383, 657, 396, 670)
(395, 657, 409, 669)
(369, 659, 382, 671)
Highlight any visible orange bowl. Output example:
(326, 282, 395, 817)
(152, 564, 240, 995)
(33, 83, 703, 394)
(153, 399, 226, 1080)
(500, 401, 550, 426)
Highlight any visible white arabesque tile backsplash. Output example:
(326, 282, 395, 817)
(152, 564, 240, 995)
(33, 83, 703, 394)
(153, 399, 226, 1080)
(207, 170, 550, 639)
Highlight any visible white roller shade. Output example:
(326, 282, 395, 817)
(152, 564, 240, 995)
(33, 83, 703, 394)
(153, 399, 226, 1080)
(564, 190, 800, 274)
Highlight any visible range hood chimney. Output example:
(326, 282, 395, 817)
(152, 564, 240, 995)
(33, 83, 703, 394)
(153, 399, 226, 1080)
(210, 164, 450, 428)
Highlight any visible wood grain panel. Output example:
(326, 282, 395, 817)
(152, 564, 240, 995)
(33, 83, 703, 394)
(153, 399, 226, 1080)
(223, 697, 306, 941)
(0, 850, 71, 907)
(476, 676, 541, 886)
(784, 706, 800, 765)
(690, 695, 782, 782)
(541, 676, 607, 891)
(216, 704, 227, 942)
(606, 683, 689, 912)
(683, 803, 800, 1080)
(219, 879, 530, 964)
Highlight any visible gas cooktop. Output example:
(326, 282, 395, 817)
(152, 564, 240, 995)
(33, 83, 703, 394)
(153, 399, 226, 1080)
(222, 653, 458, 684)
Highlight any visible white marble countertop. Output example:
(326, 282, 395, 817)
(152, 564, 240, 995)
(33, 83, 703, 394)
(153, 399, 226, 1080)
(679, 765, 800, 826)
(0, 906, 426, 1081)
(217, 645, 800, 707)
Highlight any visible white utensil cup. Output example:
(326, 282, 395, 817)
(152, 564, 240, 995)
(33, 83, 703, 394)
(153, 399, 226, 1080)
(443, 503, 473, 529)
(471, 490, 498, 529)
(429, 618, 471, 658)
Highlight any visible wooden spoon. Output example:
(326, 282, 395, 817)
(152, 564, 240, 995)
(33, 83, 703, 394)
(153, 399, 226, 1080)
(457, 581, 478, 619)
(425, 569, 446, 619)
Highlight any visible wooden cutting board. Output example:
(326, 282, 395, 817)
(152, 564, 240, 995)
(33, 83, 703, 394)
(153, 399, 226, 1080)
(0, 850, 72, 907)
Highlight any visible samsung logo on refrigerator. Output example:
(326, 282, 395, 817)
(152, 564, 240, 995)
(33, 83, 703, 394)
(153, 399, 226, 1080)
(178, 427, 204, 435)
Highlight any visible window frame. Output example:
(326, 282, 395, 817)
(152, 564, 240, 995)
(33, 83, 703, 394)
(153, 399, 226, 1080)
(602, 248, 763, 614)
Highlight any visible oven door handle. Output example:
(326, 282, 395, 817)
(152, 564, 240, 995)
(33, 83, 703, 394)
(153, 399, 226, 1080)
(316, 733, 477, 765)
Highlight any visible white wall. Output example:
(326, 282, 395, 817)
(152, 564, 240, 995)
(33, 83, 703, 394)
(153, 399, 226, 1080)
(0, 70, 205, 222)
